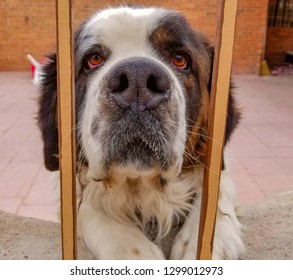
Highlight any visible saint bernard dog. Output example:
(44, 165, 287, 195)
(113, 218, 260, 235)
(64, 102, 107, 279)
(38, 6, 244, 259)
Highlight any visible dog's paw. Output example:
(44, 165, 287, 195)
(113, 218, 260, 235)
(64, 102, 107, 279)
(99, 239, 165, 260)
(169, 233, 197, 260)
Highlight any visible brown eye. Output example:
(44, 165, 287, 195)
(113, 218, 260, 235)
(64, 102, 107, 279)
(171, 54, 189, 70)
(87, 53, 104, 69)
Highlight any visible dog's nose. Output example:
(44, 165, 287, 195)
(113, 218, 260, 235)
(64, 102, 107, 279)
(107, 58, 171, 111)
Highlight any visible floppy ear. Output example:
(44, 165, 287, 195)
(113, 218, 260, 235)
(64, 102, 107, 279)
(207, 45, 241, 146)
(224, 84, 241, 145)
(37, 54, 59, 171)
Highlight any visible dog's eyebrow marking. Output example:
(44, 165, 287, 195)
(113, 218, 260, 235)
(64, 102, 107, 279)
(92, 177, 103, 182)
(84, 34, 94, 40)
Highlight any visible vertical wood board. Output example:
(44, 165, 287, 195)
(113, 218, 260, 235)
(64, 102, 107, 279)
(56, 0, 76, 260)
(197, 0, 238, 260)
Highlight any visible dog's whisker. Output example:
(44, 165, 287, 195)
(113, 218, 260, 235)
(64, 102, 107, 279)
(183, 150, 219, 175)
(186, 130, 225, 149)
(182, 134, 219, 175)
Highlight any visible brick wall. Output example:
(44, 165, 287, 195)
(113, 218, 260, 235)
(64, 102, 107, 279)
(265, 27, 293, 66)
(0, 0, 269, 74)
(233, 0, 269, 74)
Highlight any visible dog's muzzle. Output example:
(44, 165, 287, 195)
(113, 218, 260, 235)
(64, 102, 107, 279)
(95, 57, 177, 171)
(106, 57, 171, 112)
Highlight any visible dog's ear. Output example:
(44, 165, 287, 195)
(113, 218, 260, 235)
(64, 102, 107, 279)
(207, 45, 241, 146)
(37, 54, 59, 171)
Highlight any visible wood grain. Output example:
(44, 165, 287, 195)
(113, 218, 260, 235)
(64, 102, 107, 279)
(56, 0, 77, 260)
(196, 0, 238, 260)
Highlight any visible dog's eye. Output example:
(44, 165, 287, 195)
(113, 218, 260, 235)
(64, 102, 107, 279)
(87, 53, 105, 69)
(171, 54, 189, 70)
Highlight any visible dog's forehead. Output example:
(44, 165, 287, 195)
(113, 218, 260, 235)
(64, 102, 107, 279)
(88, 6, 160, 24)
(81, 7, 174, 52)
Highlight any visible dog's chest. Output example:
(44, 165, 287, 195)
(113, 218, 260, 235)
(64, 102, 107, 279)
(140, 208, 187, 258)
(80, 170, 200, 258)
(119, 175, 196, 257)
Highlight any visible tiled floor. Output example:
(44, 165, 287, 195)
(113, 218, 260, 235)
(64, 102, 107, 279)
(228, 75, 293, 205)
(0, 72, 57, 222)
(0, 72, 292, 222)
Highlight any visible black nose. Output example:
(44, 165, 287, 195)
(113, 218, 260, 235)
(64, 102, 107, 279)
(107, 58, 171, 111)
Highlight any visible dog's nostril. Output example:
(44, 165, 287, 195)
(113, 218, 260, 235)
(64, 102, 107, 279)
(110, 73, 129, 93)
(147, 75, 161, 93)
(115, 74, 129, 92)
(118, 74, 129, 92)
(147, 75, 169, 94)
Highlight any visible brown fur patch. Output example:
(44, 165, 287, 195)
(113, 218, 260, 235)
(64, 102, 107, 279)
(183, 88, 209, 169)
(132, 248, 140, 256)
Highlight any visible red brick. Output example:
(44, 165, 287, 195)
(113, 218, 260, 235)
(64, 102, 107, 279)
(0, 0, 269, 74)
(265, 27, 293, 66)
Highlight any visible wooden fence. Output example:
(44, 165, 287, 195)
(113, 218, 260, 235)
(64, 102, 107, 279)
(55, 0, 238, 260)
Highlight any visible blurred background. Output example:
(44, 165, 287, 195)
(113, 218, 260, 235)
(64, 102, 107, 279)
(1, 0, 293, 74)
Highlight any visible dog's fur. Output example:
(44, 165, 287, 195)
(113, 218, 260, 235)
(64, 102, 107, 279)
(38, 6, 244, 259)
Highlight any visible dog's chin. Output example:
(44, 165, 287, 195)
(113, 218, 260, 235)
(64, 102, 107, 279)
(108, 163, 162, 181)
(108, 138, 169, 169)
(106, 145, 182, 182)
(88, 138, 181, 183)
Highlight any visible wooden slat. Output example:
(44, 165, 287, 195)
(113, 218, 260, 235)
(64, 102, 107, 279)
(196, 0, 238, 260)
(56, 0, 77, 260)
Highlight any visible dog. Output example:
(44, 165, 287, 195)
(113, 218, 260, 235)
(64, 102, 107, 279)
(37, 6, 244, 259)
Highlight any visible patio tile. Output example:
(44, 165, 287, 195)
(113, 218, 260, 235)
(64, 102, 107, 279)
(0, 159, 10, 174)
(0, 198, 22, 214)
(0, 179, 33, 199)
(25, 168, 57, 204)
(278, 126, 293, 140)
(0, 110, 20, 124)
(0, 131, 30, 146)
(0, 143, 22, 160)
(240, 157, 287, 175)
(2, 161, 41, 180)
(276, 159, 293, 175)
(224, 153, 246, 171)
(13, 142, 44, 164)
(247, 124, 293, 148)
(17, 204, 58, 222)
(229, 125, 263, 146)
(270, 147, 293, 158)
(262, 111, 293, 126)
(240, 111, 272, 126)
(252, 174, 293, 198)
(231, 143, 274, 158)
(0, 124, 11, 136)
(0, 162, 40, 198)
(231, 170, 266, 206)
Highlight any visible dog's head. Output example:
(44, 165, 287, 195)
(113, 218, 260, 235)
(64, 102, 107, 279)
(38, 6, 239, 181)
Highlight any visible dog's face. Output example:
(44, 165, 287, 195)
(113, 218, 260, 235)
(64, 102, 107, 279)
(38, 7, 239, 181)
